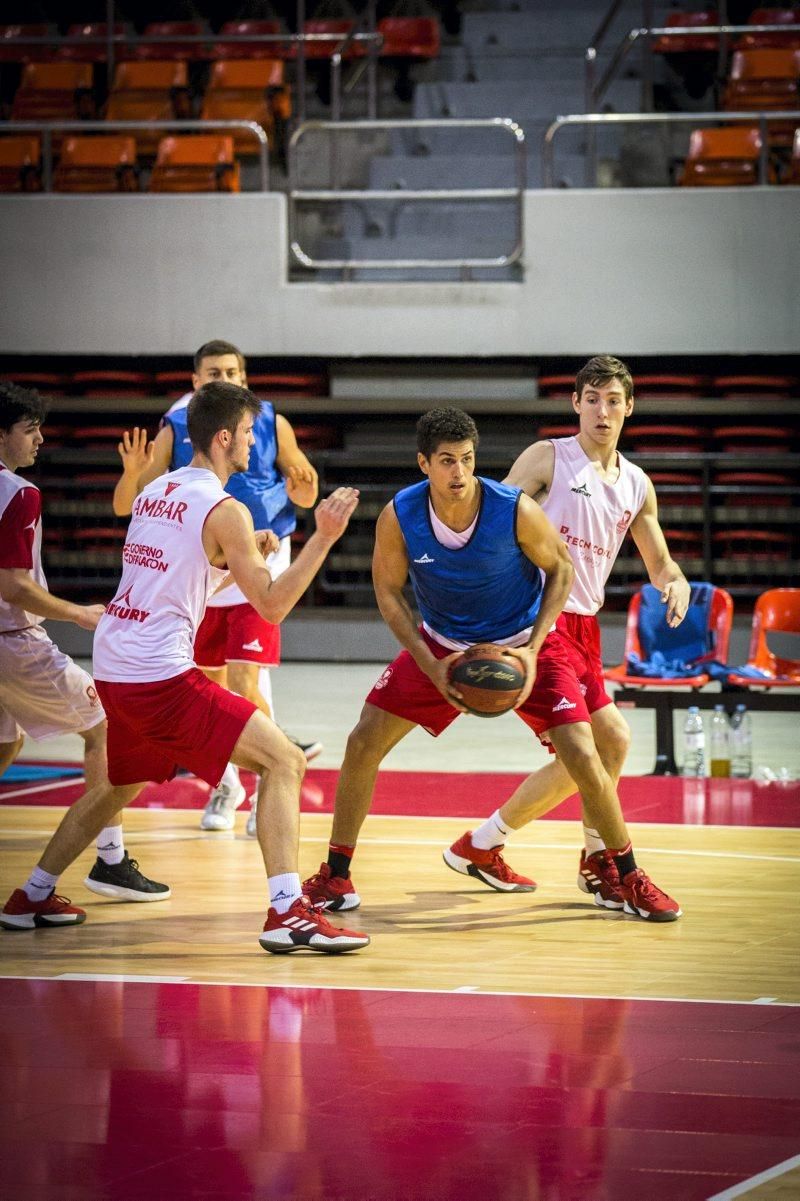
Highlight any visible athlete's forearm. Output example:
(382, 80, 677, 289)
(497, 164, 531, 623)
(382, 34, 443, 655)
(526, 556, 573, 654)
(112, 471, 140, 517)
(375, 586, 438, 675)
(241, 530, 335, 624)
(649, 558, 687, 591)
(0, 572, 87, 625)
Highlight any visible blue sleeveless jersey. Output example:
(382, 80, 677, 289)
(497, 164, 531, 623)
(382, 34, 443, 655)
(166, 400, 295, 538)
(394, 477, 543, 644)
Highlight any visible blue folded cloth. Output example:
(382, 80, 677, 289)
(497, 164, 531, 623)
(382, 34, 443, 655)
(626, 650, 708, 679)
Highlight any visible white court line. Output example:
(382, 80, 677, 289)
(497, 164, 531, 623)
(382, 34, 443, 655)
(1, 973, 798, 1007)
(706, 1153, 800, 1200)
(0, 777, 84, 802)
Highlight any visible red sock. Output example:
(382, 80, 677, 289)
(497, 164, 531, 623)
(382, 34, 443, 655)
(327, 843, 355, 879)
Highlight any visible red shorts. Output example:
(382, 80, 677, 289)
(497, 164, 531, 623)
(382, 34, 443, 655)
(96, 668, 257, 787)
(554, 612, 614, 717)
(194, 603, 280, 669)
(366, 626, 601, 746)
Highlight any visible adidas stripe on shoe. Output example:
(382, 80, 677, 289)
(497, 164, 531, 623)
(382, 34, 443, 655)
(577, 849, 625, 911)
(259, 895, 369, 954)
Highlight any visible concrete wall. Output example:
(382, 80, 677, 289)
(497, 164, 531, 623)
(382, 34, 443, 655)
(1, 188, 798, 357)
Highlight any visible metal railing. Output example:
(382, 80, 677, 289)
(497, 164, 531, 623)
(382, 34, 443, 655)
(542, 110, 800, 189)
(3, 119, 270, 191)
(288, 118, 526, 274)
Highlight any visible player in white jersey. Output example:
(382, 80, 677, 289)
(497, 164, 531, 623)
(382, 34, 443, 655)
(0, 383, 169, 926)
(112, 340, 322, 835)
(2, 382, 369, 953)
(443, 355, 690, 917)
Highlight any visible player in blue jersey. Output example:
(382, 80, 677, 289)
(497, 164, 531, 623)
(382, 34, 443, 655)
(112, 340, 321, 834)
(303, 407, 682, 923)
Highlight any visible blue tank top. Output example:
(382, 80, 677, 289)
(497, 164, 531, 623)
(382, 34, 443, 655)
(166, 400, 295, 539)
(394, 476, 544, 644)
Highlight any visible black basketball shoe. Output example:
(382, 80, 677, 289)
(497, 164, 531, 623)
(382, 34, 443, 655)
(84, 853, 171, 902)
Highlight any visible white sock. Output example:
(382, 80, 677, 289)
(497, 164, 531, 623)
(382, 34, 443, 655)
(220, 762, 240, 791)
(583, 826, 606, 856)
(471, 810, 514, 850)
(24, 866, 58, 902)
(258, 666, 274, 720)
(269, 873, 302, 914)
(96, 825, 125, 865)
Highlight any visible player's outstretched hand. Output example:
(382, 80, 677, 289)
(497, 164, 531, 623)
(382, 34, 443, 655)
(254, 529, 280, 559)
(74, 603, 106, 631)
(314, 487, 359, 542)
(505, 646, 537, 708)
(284, 462, 316, 504)
(118, 427, 154, 477)
(661, 578, 690, 628)
(429, 651, 470, 713)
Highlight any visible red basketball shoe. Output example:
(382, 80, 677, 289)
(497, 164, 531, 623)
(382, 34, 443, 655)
(443, 832, 537, 892)
(0, 888, 86, 930)
(302, 863, 361, 911)
(619, 869, 682, 922)
(259, 895, 369, 954)
(577, 849, 625, 910)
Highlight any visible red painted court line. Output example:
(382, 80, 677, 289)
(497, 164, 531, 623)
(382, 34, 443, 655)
(3, 765, 799, 827)
(0, 978, 797, 1201)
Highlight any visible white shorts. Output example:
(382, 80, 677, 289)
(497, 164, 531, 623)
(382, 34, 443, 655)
(0, 625, 106, 742)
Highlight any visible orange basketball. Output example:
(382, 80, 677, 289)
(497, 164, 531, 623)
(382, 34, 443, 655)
(447, 643, 527, 717)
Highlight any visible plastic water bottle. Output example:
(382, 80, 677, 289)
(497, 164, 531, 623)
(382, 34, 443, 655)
(710, 704, 731, 778)
(682, 706, 705, 777)
(730, 704, 753, 779)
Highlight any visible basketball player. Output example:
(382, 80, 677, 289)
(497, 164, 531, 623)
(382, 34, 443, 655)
(0, 382, 169, 922)
(2, 382, 369, 953)
(442, 355, 690, 911)
(303, 407, 682, 923)
(113, 340, 322, 836)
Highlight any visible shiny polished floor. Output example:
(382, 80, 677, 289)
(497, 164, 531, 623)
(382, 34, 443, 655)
(1, 666, 799, 1201)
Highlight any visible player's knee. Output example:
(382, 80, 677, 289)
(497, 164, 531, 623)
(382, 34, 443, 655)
(599, 716, 631, 773)
(344, 713, 386, 763)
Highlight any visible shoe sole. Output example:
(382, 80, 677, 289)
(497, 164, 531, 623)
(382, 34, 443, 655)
(577, 874, 624, 911)
(83, 878, 172, 903)
(623, 900, 682, 922)
(259, 935, 369, 954)
(313, 893, 361, 912)
(0, 912, 86, 929)
(200, 818, 236, 831)
(442, 849, 536, 893)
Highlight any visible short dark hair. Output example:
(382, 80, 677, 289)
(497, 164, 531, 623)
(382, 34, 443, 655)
(416, 407, 479, 460)
(0, 381, 47, 433)
(193, 339, 245, 373)
(187, 382, 261, 455)
(575, 355, 633, 401)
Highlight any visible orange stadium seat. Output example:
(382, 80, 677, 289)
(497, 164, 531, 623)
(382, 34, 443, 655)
(134, 21, 211, 62)
(788, 126, 800, 181)
(723, 49, 800, 145)
(0, 136, 42, 192)
(736, 8, 800, 51)
(0, 24, 53, 64)
(680, 126, 766, 185)
(726, 588, 800, 686)
(56, 23, 129, 63)
(201, 60, 290, 153)
(53, 135, 138, 192)
(213, 20, 286, 60)
(10, 61, 94, 121)
(378, 18, 441, 59)
(652, 9, 719, 54)
(148, 134, 240, 192)
(105, 61, 190, 153)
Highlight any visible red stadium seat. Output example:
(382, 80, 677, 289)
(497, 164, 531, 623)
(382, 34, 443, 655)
(632, 373, 709, 396)
(679, 126, 765, 186)
(727, 588, 800, 686)
(134, 21, 211, 63)
(649, 471, 703, 506)
(378, 18, 441, 60)
(713, 374, 796, 394)
(71, 371, 152, 395)
(714, 424, 794, 452)
(652, 10, 719, 54)
(0, 24, 53, 64)
(712, 529, 793, 560)
(213, 20, 287, 60)
(536, 374, 575, 397)
(535, 424, 577, 440)
(715, 470, 793, 506)
(624, 424, 706, 453)
(736, 8, 800, 51)
(301, 20, 361, 60)
(56, 23, 129, 63)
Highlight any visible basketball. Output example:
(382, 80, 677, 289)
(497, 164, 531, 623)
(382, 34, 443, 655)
(447, 643, 528, 717)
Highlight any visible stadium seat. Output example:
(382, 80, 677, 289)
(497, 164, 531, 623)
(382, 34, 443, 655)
(535, 424, 576, 440)
(736, 8, 800, 51)
(536, 374, 575, 397)
(0, 371, 65, 391)
(378, 18, 441, 60)
(659, 529, 704, 556)
(679, 126, 764, 186)
(56, 23, 129, 63)
(714, 423, 794, 451)
(301, 20, 360, 60)
(715, 470, 793, 506)
(713, 373, 797, 393)
(134, 21, 211, 63)
(788, 126, 800, 181)
(71, 371, 152, 395)
(148, 134, 240, 192)
(649, 471, 704, 508)
(632, 373, 709, 396)
(0, 24, 53, 64)
(105, 61, 191, 153)
(605, 582, 733, 687)
(652, 10, 719, 54)
(0, 136, 42, 192)
(213, 20, 286, 60)
(624, 424, 706, 453)
(723, 49, 800, 145)
(10, 61, 94, 122)
(712, 529, 793, 561)
(726, 587, 800, 686)
(53, 135, 138, 193)
(245, 372, 327, 393)
(201, 60, 290, 154)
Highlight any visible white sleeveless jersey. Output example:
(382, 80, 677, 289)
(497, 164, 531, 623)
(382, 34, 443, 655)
(0, 465, 46, 633)
(93, 466, 232, 683)
(540, 436, 648, 616)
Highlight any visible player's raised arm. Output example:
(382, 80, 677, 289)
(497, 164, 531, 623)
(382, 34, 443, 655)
(276, 414, 319, 508)
(206, 488, 358, 625)
(629, 476, 690, 628)
(113, 425, 173, 516)
(503, 439, 555, 502)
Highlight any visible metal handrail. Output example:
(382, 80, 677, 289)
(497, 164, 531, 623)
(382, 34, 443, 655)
(3, 119, 270, 191)
(542, 110, 800, 188)
(288, 118, 526, 272)
(331, 25, 383, 122)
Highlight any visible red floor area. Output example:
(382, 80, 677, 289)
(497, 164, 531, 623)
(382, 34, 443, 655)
(1, 978, 798, 1201)
(3, 765, 799, 827)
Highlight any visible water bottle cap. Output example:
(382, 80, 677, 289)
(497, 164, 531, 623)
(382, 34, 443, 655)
(714, 703, 725, 710)
(688, 705, 699, 712)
